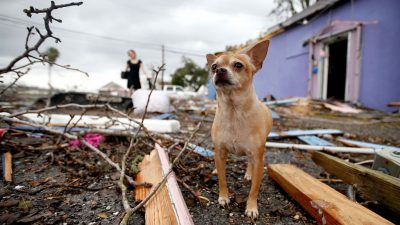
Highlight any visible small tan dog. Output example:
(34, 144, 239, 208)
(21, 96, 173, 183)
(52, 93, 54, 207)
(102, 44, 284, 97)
(206, 40, 272, 219)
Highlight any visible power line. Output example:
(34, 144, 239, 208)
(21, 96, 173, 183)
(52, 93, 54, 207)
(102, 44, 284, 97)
(0, 14, 207, 57)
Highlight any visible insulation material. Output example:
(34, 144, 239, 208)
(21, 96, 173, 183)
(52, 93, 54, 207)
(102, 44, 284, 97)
(132, 90, 172, 114)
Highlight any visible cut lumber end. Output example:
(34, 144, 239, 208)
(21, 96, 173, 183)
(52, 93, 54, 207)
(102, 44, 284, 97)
(268, 164, 394, 225)
(2, 152, 12, 182)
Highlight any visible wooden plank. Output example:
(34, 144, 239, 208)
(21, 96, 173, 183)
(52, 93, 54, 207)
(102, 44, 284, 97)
(298, 135, 335, 146)
(265, 141, 377, 154)
(135, 150, 178, 225)
(2, 152, 12, 182)
(312, 152, 400, 216)
(268, 129, 342, 139)
(155, 144, 194, 225)
(336, 137, 400, 151)
(268, 164, 394, 225)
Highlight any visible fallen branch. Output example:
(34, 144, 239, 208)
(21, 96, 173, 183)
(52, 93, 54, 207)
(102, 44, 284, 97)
(0, 116, 145, 187)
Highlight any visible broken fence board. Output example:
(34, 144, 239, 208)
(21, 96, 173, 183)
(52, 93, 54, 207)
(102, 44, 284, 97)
(268, 164, 393, 225)
(265, 142, 377, 154)
(298, 135, 335, 146)
(135, 150, 178, 225)
(268, 129, 342, 139)
(2, 152, 12, 182)
(312, 152, 400, 216)
(336, 137, 400, 151)
(155, 144, 194, 225)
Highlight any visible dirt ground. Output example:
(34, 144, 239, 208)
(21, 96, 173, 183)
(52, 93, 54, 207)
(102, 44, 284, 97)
(1, 96, 399, 224)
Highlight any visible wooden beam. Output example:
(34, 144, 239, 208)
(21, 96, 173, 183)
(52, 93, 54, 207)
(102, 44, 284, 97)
(312, 152, 400, 216)
(268, 164, 394, 225)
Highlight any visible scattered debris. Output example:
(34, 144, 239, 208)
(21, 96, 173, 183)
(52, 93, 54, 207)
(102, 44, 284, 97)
(132, 90, 172, 114)
(264, 97, 300, 106)
(323, 101, 363, 114)
(372, 149, 400, 177)
(1, 151, 12, 182)
(268, 129, 343, 139)
(312, 152, 400, 215)
(268, 164, 393, 225)
(70, 133, 104, 148)
(297, 135, 335, 146)
(265, 142, 378, 154)
(337, 137, 400, 151)
(151, 113, 177, 120)
(22, 113, 181, 133)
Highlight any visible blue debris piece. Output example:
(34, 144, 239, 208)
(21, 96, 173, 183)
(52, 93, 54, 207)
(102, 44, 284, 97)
(298, 135, 335, 146)
(264, 98, 299, 106)
(270, 109, 280, 120)
(189, 144, 214, 158)
(268, 129, 342, 139)
(151, 113, 176, 120)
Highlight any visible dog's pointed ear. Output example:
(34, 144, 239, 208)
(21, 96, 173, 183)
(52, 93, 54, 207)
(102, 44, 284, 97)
(245, 40, 269, 71)
(206, 54, 217, 68)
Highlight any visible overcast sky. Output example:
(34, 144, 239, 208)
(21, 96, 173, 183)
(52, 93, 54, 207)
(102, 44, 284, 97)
(0, 0, 276, 91)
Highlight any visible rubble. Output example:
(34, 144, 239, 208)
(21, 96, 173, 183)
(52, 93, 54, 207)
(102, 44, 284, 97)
(1, 94, 399, 224)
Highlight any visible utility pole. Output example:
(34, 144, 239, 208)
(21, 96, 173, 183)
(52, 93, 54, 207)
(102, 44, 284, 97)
(161, 44, 165, 90)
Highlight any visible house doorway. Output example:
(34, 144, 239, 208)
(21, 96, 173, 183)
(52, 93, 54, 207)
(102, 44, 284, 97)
(309, 21, 363, 103)
(327, 37, 348, 100)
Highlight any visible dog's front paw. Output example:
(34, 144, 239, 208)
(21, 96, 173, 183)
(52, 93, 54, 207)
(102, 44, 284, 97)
(245, 206, 259, 219)
(218, 196, 230, 207)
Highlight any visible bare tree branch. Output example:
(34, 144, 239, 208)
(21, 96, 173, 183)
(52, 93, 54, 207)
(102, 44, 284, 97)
(0, 1, 86, 94)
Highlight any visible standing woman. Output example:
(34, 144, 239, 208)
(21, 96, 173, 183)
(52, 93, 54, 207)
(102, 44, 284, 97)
(125, 50, 148, 96)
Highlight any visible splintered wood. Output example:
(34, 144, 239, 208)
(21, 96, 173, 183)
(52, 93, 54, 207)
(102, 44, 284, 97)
(135, 146, 194, 225)
(268, 164, 394, 225)
(135, 150, 177, 225)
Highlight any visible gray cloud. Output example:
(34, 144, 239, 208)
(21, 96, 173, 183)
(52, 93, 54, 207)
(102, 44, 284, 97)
(0, 0, 275, 91)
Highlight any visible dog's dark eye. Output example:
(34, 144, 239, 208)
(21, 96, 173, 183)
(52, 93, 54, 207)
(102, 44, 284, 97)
(234, 62, 243, 69)
(211, 64, 217, 71)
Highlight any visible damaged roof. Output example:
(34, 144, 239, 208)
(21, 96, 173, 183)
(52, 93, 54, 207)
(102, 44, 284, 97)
(267, 0, 346, 34)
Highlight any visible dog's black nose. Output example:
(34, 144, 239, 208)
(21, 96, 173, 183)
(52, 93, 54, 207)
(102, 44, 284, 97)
(216, 68, 227, 76)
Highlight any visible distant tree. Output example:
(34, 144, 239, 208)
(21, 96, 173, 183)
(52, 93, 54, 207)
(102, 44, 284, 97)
(45, 47, 59, 106)
(171, 57, 208, 91)
(270, 0, 320, 22)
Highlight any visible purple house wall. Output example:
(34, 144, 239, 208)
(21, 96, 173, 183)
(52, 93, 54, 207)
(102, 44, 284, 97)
(254, 0, 400, 111)
(208, 0, 400, 112)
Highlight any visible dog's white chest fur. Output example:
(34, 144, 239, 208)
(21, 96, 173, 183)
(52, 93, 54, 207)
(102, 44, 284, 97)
(212, 107, 263, 156)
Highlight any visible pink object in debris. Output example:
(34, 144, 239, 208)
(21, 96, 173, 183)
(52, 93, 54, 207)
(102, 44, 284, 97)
(70, 133, 104, 148)
(0, 129, 7, 138)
